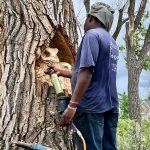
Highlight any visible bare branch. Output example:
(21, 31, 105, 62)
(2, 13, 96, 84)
(122, 17, 129, 24)
(75, 6, 84, 19)
(129, 0, 135, 13)
(76, 21, 83, 38)
(113, 8, 124, 40)
(125, 22, 130, 51)
(138, 24, 150, 64)
(113, 0, 129, 40)
(83, 0, 90, 14)
(128, 0, 135, 49)
(134, 0, 148, 31)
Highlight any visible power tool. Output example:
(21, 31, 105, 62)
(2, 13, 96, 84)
(12, 141, 52, 150)
(44, 67, 71, 113)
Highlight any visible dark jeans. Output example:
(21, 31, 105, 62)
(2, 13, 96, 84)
(73, 109, 118, 150)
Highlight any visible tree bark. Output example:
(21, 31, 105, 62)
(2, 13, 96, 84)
(126, 3, 142, 120)
(0, 0, 77, 150)
(125, 0, 149, 121)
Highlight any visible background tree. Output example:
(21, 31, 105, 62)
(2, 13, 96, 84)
(126, 0, 150, 121)
(0, 0, 77, 149)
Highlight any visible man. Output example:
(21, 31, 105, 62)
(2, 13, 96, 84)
(50, 2, 119, 150)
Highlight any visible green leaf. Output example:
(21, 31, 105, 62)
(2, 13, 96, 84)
(118, 45, 125, 51)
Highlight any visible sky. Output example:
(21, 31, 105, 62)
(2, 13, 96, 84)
(73, 0, 150, 99)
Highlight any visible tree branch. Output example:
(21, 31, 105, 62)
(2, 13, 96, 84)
(125, 22, 130, 52)
(83, 0, 90, 14)
(134, 0, 148, 31)
(122, 17, 129, 24)
(113, 8, 124, 40)
(128, 0, 135, 50)
(138, 24, 150, 64)
(113, 1, 129, 40)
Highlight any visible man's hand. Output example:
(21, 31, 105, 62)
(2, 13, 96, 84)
(60, 106, 76, 126)
(44, 65, 62, 76)
(50, 65, 63, 76)
(45, 65, 72, 78)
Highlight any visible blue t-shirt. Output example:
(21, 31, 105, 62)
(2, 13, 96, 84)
(71, 28, 119, 113)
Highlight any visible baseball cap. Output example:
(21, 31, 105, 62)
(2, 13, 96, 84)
(88, 2, 115, 31)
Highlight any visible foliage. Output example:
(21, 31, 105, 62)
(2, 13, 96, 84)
(118, 92, 150, 149)
(119, 93, 129, 119)
(134, 11, 149, 56)
(117, 118, 150, 150)
(143, 56, 150, 70)
(117, 119, 136, 150)
(118, 11, 150, 70)
(118, 45, 125, 51)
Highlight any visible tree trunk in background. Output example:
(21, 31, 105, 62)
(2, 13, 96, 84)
(126, 43, 141, 121)
(125, 19, 141, 121)
(0, 0, 77, 149)
(125, 0, 141, 121)
(125, 0, 150, 122)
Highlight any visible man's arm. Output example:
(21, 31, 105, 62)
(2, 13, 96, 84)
(60, 67, 93, 126)
(70, 67, 93, 104)
(58, 69, 72, 78)
(45, 66, 72, 78)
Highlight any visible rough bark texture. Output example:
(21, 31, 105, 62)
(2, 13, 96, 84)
(126, 23, 141, 121)
(126, 0, 141, 121)
(126, 0, 150, 121)
(0, 0, 77, 150)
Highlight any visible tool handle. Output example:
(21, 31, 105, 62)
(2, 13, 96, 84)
(15, 141, 32, 149)
(51, 73, 64, 96)
(32, 143, 52, 150)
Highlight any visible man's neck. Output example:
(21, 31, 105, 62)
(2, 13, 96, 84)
(91, 24, 105, 30)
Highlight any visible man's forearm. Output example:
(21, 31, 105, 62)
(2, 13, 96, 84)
(61, 70, 72, 78)
(70, 68, 93, 105)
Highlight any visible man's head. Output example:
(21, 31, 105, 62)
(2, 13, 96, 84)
(84, 2, 115, 32)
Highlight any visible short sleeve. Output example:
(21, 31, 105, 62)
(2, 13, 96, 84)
(79, 32, 99, 68)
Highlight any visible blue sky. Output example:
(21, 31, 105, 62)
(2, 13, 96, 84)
(73, 0, 150, 99)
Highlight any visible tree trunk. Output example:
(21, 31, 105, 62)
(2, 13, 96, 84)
(125, 0, 150, 121)
(127, 53, 141, 121)
(0, 0, 77, 149)
(126, 22, 141, 121)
